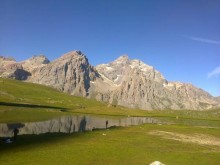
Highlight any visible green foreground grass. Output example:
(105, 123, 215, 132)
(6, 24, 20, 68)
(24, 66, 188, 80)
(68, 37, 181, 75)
(0, 78, 220, 164)
(1, 124, 220, 165)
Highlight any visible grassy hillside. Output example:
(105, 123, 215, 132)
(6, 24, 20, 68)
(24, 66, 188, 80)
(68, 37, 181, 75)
(0, 78, 104, 109)
(0, 77, 220, 125)
(0, 78, 102, 122)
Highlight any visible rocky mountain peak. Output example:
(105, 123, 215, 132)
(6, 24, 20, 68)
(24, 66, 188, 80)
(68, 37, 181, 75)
(31, 55, 50, 64)
(0, 56, 16, 62)
(26, 55, 50, 64)
(21, 55, 50, 72)
(114, 55, 129, 63)
(60, 50, 85, 60)
(96, 55, 131, 84)
(0, 55, 30, 80)
(0, 56, 16, 67)
(130, 59, 150, 69)
(29, 50, 99, 97)
(96, 55, 166, 85)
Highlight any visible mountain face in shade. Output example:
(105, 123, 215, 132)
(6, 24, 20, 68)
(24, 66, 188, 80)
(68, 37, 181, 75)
(0, 51, 219, 110)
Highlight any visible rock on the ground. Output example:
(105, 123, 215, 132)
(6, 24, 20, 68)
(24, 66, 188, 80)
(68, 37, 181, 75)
(149, 161, 165, 165)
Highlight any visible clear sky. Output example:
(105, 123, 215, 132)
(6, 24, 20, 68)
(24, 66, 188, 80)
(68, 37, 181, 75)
(0, 0, 220, 96)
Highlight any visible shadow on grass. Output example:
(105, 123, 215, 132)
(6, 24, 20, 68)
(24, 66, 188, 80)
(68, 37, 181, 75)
(0, 132, 83, 153)
(0, 102, 68, 111)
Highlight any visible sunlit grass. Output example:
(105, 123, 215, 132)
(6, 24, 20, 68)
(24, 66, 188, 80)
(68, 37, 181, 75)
(0, 124, 220, 165)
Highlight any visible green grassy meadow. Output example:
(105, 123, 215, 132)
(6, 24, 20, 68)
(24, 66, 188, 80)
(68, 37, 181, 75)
(0, 78, 220, 164)
(0, 125, 220, 165)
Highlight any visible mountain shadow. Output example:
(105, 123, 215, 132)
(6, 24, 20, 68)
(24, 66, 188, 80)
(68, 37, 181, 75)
(0, 102, 68, 111)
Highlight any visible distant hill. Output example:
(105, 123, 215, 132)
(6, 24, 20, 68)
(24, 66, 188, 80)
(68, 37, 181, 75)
(0, 51, 219, 110)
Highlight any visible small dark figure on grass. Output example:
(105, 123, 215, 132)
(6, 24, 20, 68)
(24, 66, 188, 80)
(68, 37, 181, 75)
(13, 128, 19, 141)
(106, 120, 108, 129)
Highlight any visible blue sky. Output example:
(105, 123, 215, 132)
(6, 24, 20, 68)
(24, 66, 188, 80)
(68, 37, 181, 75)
(0, 0, 220, 96)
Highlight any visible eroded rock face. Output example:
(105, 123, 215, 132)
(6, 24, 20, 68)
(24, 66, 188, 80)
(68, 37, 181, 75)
(96, 55, 166, 85)
(95, 56, 219, 110)
(0, 52, 219, 110)
(21, 55, 50, 72)
(0, 56, 30, 80)
(29, 51, 100, 97)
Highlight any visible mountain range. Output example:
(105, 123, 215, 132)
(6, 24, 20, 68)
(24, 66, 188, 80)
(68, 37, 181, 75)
(0, 51, 219, 110)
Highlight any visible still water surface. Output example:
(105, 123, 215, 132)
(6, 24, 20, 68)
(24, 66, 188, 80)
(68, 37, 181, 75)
(0, 115, 161, 137)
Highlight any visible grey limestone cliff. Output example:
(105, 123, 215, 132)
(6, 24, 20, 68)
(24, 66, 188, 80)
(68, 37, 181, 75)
(28, 51, 100, 97)
(0, 56, 30, 80)
(95, 56, 219, 110)
(21, 55, 50, 72)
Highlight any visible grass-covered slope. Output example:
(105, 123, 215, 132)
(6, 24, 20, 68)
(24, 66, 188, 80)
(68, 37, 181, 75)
(0, 77, 220, 124)
(0, 78, 103, 122)
(0, 78, 104, 109)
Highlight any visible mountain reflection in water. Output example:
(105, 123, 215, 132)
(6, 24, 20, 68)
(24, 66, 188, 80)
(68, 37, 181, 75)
(0, 115, 161, 137)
